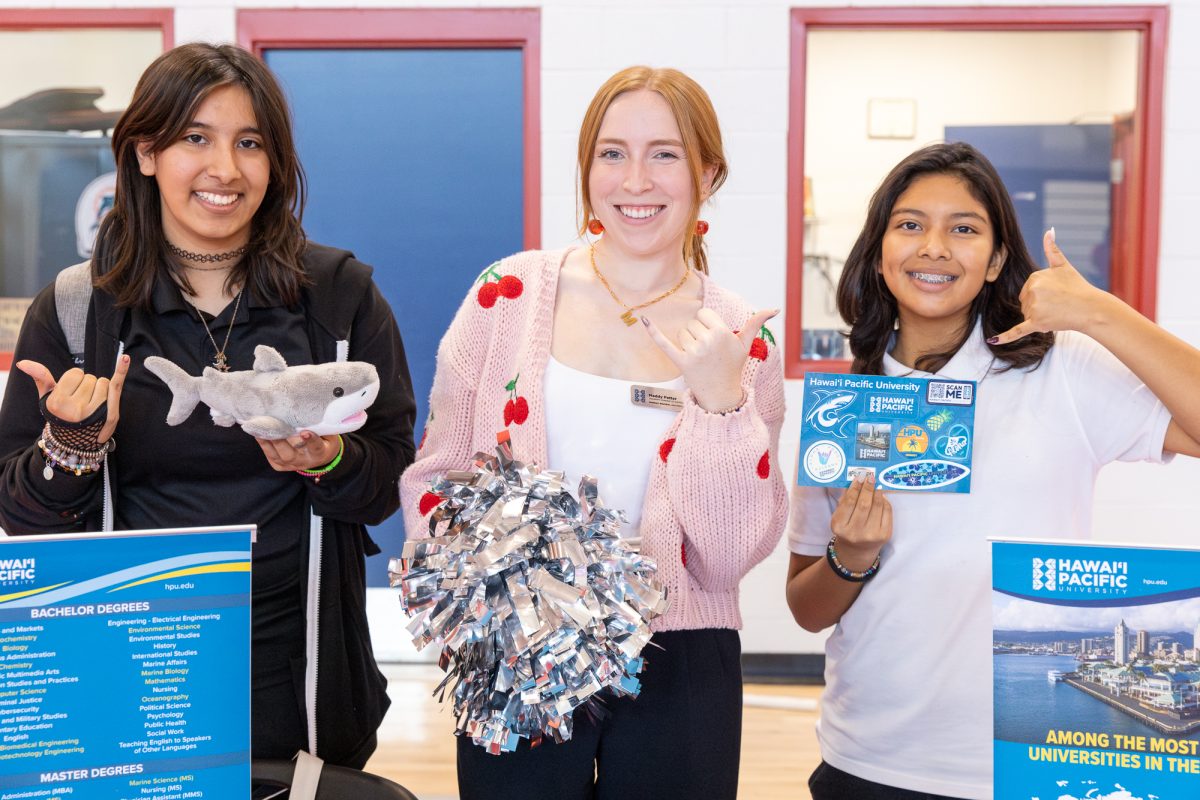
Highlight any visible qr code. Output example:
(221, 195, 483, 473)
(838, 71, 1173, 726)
(927, 380, 973, 406)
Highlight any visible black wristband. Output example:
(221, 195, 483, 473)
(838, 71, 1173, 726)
(39, 394, 107, 450)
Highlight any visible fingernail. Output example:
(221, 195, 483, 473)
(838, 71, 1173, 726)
(986, 336, 999, 345)
(1049, 227, 1057, 243)
(641, 316, 649, 326)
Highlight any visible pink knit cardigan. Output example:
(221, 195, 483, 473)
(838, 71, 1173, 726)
(399, 248, 788, 631)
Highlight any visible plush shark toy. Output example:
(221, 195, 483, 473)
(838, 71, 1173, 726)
(144, 345, 380, 439)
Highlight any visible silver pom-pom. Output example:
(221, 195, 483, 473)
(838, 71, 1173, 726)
(389, 438, 669, 754)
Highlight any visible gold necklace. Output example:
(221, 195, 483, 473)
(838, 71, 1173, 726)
(190, 289, 243, 372)
(589, 244, 690, 326)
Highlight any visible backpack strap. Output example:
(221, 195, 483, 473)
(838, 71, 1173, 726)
(54, 261, 93, 366)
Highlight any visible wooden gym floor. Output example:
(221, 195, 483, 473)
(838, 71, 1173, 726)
(365, 663, 822, 800)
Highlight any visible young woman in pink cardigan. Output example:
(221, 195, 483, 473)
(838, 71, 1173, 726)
(400, 66, 788, 799)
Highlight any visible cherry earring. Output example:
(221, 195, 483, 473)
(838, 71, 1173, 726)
(695, 220, 710, 236)
(587, 219, 605, 235)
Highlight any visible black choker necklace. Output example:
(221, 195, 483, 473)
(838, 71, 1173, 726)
(166, 241, 249, 264)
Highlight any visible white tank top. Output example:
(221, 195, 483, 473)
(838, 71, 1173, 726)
(543, 356, 685, 543)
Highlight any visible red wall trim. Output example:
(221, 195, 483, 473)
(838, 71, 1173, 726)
(0, 8, 174, 49)
(237, 8, 542, 251)
(786, 6, 1167, 378)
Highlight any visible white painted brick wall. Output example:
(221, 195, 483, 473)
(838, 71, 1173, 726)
(2, 0, 1197, 657)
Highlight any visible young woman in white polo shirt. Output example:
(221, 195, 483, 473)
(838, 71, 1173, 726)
(785, 142, 1200, 800)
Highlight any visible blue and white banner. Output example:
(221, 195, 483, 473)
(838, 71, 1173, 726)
(797, 371, 976, 492)
(0, 526, 253, 800)
(993, 539, 1200, 799)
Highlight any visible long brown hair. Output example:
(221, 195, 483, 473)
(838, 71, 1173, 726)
(94, 43, 308, 307)
(576, 66, 727, 274)
(837, 142, 1053, 375)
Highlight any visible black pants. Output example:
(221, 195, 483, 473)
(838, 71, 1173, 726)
(809, 761, 968, 800)
(456, 629, 743, 800)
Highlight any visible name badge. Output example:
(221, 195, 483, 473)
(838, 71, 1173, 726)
(630, 385, 684, 411)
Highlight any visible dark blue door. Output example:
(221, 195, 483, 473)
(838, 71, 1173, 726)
(266, 47, 526, 584)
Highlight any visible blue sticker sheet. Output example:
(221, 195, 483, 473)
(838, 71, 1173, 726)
(797, 371, 977, 492)
(0, 527, 252, 800)
(992, 539, 1200, 800)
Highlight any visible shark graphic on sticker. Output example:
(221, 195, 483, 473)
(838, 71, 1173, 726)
(803, 389, 858, 439)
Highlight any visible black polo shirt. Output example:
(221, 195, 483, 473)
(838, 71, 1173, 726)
(115, 275, 314, 690)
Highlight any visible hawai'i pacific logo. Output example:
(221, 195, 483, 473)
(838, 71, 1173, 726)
(804, 390, 857, 439)
(1032, 556, 1129, 595)
(803, 440, 846, 484)
(0, 557, 36, 588)
(1032, 557, 1058, 591)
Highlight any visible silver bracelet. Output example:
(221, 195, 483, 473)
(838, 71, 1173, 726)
(37, 423, 113, 480)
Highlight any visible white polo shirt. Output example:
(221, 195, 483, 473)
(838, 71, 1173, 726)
(789, 324, 1172, 799)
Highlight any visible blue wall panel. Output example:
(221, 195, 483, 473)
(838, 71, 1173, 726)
(266, 47, 525, 584)
(946, 124, 1112, 290)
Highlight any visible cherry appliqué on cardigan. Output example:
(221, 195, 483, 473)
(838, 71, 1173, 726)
(658, 438, 676, 462)
(503, 375, 529, 426)
(757, 451, 770, 479)
(418, 491, 442, 516)
(476, 261, 525, 309)
(750, 325, 775, 361)
(732, 324, 774, 361)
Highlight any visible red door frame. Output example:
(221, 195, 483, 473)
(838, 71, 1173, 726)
(786, 6, 1167, 378)
(0, 8, 173, 44)
(238, 8, 541, 251)
(0, 9, 173, 371)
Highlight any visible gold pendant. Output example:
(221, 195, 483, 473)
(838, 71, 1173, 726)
(620, 310, 637, 327)
(213, 354, 230, 372)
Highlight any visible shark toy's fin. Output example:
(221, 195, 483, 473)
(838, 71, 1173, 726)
(210, 409, 237, 427)
(252, 345, 289, 374)
(240, 415, 296, 439)
(143, 356, 202, 426)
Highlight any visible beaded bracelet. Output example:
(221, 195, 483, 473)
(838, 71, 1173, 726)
(708, 389, 748, 416)
(37, 423, 114, 480)
(296, 435, 344, 483)
(825, 536, 881, 583)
